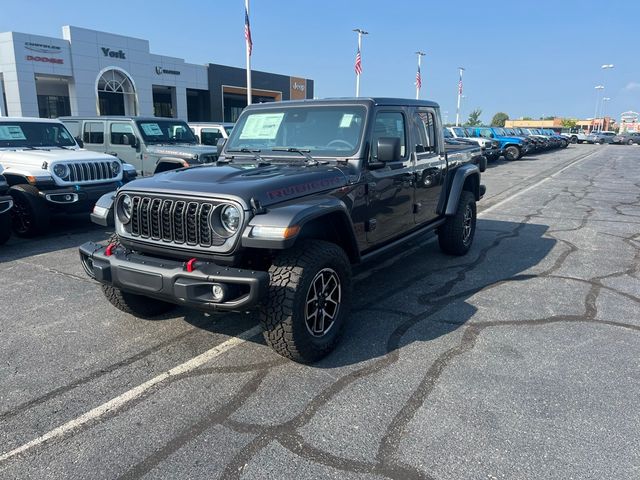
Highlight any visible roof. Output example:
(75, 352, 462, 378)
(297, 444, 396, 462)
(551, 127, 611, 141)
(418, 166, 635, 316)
(188, 122, 235, 127)
(245, 97, 440, 109)
(58, 116, 187, 122)
(0, 117, 64, 123)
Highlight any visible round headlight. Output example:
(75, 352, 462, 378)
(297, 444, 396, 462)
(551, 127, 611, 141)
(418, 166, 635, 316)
(111, 160, 121, 176)
(53, 163, 69, 179)
(117, 194, 132, 224)
(220, 204, 240, 233)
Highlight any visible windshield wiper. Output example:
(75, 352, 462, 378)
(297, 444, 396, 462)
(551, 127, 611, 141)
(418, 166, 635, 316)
(225, 148, 271, 166)
(272, 147, 327, 166)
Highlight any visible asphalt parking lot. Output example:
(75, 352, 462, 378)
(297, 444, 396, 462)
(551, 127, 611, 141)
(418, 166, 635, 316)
(1, 144, 639, 479)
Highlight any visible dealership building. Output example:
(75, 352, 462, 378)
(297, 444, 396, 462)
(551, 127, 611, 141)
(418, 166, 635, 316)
(0, 26, 313, 122)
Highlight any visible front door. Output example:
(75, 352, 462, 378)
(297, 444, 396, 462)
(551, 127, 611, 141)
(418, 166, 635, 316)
(107, 122, 141, 172)
(412, 108, 446, 224)
(365, 110, 415, 245)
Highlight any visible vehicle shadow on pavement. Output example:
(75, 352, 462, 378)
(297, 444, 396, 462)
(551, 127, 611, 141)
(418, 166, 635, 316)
(0, 215, 110, 263)
(179, 219, 555, 368)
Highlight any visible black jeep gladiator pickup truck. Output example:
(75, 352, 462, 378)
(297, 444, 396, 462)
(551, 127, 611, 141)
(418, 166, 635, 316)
(79, 98, 485, 362)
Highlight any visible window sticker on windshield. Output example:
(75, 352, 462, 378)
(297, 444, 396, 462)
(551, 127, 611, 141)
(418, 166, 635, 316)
(239, 113, 284, 140)
(339, 114, 354, 128)
(0, 125, 27, 141)
(140, 123, 163, 136)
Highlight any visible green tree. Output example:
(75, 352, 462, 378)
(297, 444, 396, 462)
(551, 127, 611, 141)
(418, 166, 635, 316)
(522, 116, 533, 121)
(491, 112, 509, 127)
(561, 118, 577, 128)
(465, 109, 483, 126)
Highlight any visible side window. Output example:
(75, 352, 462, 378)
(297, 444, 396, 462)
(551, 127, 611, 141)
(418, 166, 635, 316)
(201, 128, 223, 146)
(63, 121, 80, 138)
(83, 122, 104, 144)
(371, 111, 406, 160)
(110, 123, 135, 145)
(415, 110, 436, 152)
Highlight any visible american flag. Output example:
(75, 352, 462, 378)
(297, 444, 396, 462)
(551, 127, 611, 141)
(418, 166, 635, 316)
(244, 7, 253, 56)
(354, 48, 362, 75)
(416, 66, 422, 89)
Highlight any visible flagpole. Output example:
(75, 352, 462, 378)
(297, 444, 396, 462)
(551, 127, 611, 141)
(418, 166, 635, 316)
(353, 28, 368, 97)
(455, 66, 465, 126)
(415, 51, 425, 100)
(245, 0, 252, 105)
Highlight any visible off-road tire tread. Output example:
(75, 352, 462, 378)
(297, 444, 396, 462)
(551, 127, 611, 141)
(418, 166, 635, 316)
(438, 191, 476, 256)
(260, 240, 352, 363)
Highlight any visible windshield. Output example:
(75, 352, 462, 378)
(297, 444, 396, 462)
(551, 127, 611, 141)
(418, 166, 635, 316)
(224, 126, 234, 135)
(443, 128, 453, 138)
(135, 120, 197, 144)
(453, 127, 467, 137)
(226, 105, 367, 157)
(493, 128, 506, 136)
(0, 121, 76, 148)
(478, 128, 492, 139)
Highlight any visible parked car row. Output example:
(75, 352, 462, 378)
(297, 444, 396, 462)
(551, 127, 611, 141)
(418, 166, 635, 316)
(446, 125, 569, 161)
(610, 132, 640, 145)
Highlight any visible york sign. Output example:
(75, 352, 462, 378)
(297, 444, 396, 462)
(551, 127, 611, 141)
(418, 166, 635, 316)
(101, 48, 126, 59)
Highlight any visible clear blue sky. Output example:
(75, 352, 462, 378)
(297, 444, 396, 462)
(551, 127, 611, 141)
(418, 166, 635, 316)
(2, 0, 639, 123)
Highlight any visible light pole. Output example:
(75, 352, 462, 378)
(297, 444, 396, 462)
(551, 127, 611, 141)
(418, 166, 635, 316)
(353, 28, 368, 97)
(415, 51, 425, 100)
(597, 64, 614, 132)
(455, 67, 465, 126)
(601, 97, 611, 131)
(593, 85, 604, 133)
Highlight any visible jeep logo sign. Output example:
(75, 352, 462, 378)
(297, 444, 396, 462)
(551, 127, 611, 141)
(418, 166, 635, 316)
(101, 47, 126, 59)
(290, 77, 307, 100)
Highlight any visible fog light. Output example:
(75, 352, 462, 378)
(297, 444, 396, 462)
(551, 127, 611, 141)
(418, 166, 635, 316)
(211, 283, 226, 302)
(65, 194, 73, 201)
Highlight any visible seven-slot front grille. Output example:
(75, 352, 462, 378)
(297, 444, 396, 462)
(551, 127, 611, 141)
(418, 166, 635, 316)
(67, 161, 118, 182)
(128, 195, 225, 248)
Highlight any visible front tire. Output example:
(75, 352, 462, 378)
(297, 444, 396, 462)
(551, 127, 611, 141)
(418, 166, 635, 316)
(439, 191, 477, 256)
(102, 285, 176, 318)
(9, 184, 50, 237)
(504, 145, 521, 161)
(628, 139, 635, 145)
(260, 240, 352, 363)
(0, 213, 11, 245)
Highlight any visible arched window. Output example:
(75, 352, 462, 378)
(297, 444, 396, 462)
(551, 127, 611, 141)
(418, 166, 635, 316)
(96, 68, 138, 116)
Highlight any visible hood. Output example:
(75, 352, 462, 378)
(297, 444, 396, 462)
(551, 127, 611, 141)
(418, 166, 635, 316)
(496, 136, 524, 143)
(0, 148, 116, 164)
(146, 144, 217, 158)
(120, 161, 349, 208)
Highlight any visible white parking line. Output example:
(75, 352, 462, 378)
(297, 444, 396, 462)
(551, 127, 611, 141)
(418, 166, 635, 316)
(0, 325, 262, 463)
(480, 149, 597, 216)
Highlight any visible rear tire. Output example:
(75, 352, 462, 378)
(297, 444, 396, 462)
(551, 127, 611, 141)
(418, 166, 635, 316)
(438, 191, 477, 256)
(504, 145, 521, 161)
(0, 213, 11, 245)
(9, 184, 50, 237)
(628, 139, 634, 145)
(260, 240, 352, 363)
(102, 285, 176, 318)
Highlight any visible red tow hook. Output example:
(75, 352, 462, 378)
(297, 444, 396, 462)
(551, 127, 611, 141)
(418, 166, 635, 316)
(185, 258, 198, 273)
(105, 243, 116, 256)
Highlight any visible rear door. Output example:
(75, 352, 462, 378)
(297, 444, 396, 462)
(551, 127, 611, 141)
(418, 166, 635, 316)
(412, 108, 446, 224)
(365, 109, 415, 245)
(82, 121, 107, 154)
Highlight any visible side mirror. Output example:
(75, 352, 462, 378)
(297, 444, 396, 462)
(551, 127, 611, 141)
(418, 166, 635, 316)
(75, 136, 84, 148)
(216, 138, 226, 156)
(376, 137, 401, 163)
(131, 136, 139, 149)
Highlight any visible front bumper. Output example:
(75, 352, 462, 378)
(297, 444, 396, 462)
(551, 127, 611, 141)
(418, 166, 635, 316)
(40, 183, 120, 213)
(79, 241, 269, 312)
(0, 194, 13, 215)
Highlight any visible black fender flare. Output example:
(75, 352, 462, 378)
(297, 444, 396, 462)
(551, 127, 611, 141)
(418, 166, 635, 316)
(442, 164, 480, 216)
(241, 196, 360, 262)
